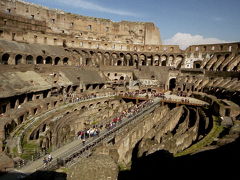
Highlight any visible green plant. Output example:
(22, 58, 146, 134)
(175, 116, 224, 157)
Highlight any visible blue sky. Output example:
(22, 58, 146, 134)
(23, 0, 240, 49)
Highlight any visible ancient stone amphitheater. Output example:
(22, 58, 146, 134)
(0, 0, 239, 180)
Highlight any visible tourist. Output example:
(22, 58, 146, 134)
(82, 138, 86, 145)
(48, 154, 52, 162)
(43, 157, 48, 167)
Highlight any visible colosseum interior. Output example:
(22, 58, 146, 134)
(0, 0, 239, 180)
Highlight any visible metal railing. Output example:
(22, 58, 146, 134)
(27, 98, 160, 171)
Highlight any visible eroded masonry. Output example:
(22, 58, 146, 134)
(0, 0, 240, 179)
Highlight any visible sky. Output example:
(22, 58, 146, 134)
(23, 0, 240, 49)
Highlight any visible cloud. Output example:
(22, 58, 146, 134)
(164, 33, 228, 50)
(55, 0, 137, 16)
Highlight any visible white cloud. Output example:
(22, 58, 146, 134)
(164, 33, 228, 50)
(56, 0, 137, 16)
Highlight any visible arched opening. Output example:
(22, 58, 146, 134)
(141, 60, 146, 66)
(15, 54, 22, 65)
(86, 58, 92, 65)
(26, 55, 34, 64)
(153, 55, 160, 66)
(104, 53, 110, 65)
(161, 55, 167, 66)
(194, 61, 201, 68)
(42, 124, 47, 132)
(1, 53, 10, 64)
(35, 129, 40, 139)
(120, 76, 124, 80)
(140, 55, 146, 66)
(4, 120, 17, 138)
(18, 115, 24, 124)
(54, 57, 60, 65)
(168, 55, 174, 66)
(45, 56, 52, 64)
(162, 60, 166, 66)
(63, 57, 68, 64)
(36, 56, 43, 64)
(129, 59, 134, 66)
(117, 60, 122, 66)
(169, 78, 176, 91)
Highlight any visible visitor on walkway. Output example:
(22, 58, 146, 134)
(43, 157, 48, 167)
(82, 138, 86, 145)
(48, 154, 52, 162)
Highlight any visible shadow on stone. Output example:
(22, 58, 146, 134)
(0, 171, 67, 180)
(118, 137, 240, 180)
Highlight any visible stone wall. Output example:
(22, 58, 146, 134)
(0, 0, 161, 48)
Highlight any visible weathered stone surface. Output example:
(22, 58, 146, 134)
(67, 154, 118, 180)
(0, 152, 14, 172)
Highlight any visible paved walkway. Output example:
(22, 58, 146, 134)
(1, 93, 207, 179)
(163, 92, 209, 106)
(11, 98, 160, 175)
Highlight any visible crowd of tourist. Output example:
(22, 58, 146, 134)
(76, 99, 155, 145)
(120, 91, 165, 99)
(65, 92, 117, 103)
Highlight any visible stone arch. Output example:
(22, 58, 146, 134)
(104, 52, 111, 66)
(97, 52, 104, 65)
(153, 55, 160, 66)
(45, 56, 52, 64)
(36, 56, 43, 64)
(91, 52, 98, 66)
(15, 54, 22, 65)
(193, 60, 201, 68)
(4, 120, 17, 138)
(111, 53, 118, 66)
(89, 51, 96, 66)
(117, 60, 122, 66)
(168, 55, 174, 66)
(63, 57, 69, 65)
(120, 76, 124, 80)
(175, 55, 184, 68)
(81, 51, 90, 66)
(54, 57, 61, 65)
(147, 55, 153, 66)
(169, 78, 176, 91)
(161, 55, 167, 66)
(26, 55, 34, 64)
(140, 54, 146, 66)
(126, 53, 133, 66)
(42, 124, 47, 132)
(18, 115, 24, 124)
(1, 53, 10, 64)
(133, 54, 139, 68)
(120, 53, 127, 66)
(86, 57, 92, 66)
(89, 104, 94, 108)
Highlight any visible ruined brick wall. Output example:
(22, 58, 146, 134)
(0, 0, 161, 47)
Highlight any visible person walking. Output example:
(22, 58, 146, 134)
(82, 138, 86, 145)
(48, 154, 52, 162)
(43, 157, 48, 168)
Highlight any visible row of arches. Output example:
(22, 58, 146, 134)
(1, 47, 239, 72)
(69, 49, 185, 68)
(28, 98, 113, 142)
(0, 53, 69, 65)
(0, 49, 184, 67)
(192, 53, 240, 72)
